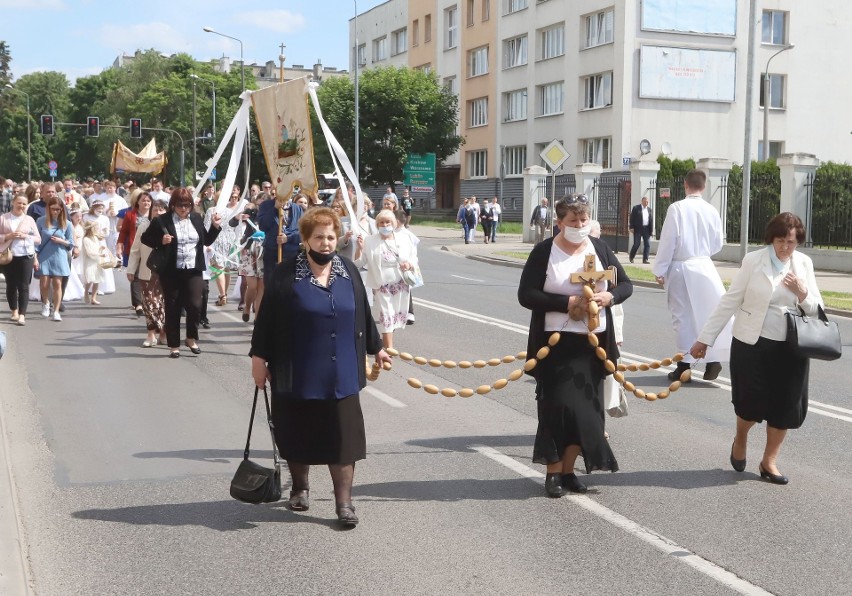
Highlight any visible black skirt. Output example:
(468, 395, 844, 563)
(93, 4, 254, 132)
(272, 394, 366, 465)
(533, 332, 619, 473)
(730, 337, 809, 429)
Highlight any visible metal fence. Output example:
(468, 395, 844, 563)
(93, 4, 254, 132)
(724, 171, 781, 244)
(650, 177, 685, 238)
(593, 173, 631, 251)
(807, 170, 852, 248)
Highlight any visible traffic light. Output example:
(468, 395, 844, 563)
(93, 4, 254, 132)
(40, 115, 54, 136)
(130, 118, 142, 139)
(86, 116, 99, 137)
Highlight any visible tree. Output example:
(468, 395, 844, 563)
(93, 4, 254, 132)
(313, 66, 463, 186)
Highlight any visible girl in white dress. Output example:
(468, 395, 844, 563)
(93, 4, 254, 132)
(81, 220, 106, 304)
(83, 200, 115, 294)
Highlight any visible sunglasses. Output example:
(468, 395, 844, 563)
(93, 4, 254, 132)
(175, 203, 193, 209)
(559, 194, 589, 206)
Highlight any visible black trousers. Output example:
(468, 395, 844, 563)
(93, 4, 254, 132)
(4, 255, 34, 314)
(200, 279, 210, 323)
(629, 225, 652, 262)
(160, 268, 203, 348)
(130, 278, 143, 308)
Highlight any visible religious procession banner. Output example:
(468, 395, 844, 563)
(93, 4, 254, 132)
(110, 139, 166, 174)
(250, 76, 317, 199)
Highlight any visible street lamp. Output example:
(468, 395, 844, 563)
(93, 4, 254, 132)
(762, 44, 794, 161)
(203, 26, 249, 182)
(190, 74, 217, 146)
(353, 0, 360, 181)
(4, 84, 31, 181)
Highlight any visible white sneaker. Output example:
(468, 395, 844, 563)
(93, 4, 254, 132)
(41, 303, 51, 318)
(52, 311, 62, 322)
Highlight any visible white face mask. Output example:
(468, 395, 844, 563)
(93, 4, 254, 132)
(379, 225, 394, 236)
(563, 225, 591, 244)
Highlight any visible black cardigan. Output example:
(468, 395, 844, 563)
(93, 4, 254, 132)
(518, 236, 633, 380)
(249, 253, 383, 397)
(139, 211, 220, 273)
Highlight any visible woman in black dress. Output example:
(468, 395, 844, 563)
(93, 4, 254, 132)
(250, 207, 391, 527)
(518, 194, 633, 497)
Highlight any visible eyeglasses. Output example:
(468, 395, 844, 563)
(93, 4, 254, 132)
(175, 203, 193, 209)
(559, 194, 589, 205)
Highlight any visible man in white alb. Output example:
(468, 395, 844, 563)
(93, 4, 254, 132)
(653, 169, 731, 382)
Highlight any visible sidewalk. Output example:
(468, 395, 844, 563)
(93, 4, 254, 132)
(409, 224, 852, 306)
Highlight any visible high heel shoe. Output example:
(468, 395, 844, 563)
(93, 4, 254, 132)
(544, 473, 563, 498)
(729, 441, 746, 472)
(184, 340, 201, 355)
(758, 462, 789, 485)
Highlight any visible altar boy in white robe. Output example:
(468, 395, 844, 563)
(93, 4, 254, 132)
(652, 169, 732, 382)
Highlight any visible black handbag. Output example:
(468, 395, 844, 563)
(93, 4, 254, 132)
(229, 387, 282, 504)
(785, 305, 842, 361)
(146, 247, 167, 274)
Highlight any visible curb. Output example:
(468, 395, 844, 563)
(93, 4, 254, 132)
(442, 246, 852, 319)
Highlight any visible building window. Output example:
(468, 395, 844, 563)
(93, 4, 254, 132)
(503, 35, 528, 69)
(582, 137, 612, 169)
(504, 145, 526, 176)
(444, 76, 458, 96)
(412, 19, 419, 46)
(762, 11, 787, 45)
(505, 0, 528, 15)
(356, 44, 366, 67)
(391, 28, 407, 56)
(503, 89, 527, 122)
(467, 0, 475, 26)
(585, 9, 614, 48)
(758, 141, 784, 161)
(468, 45, 489, 77)
(537, 81, 564, 116)
(539, 24, 565, 60)
(483, 0, 490, 21)
(760, 74, 786, 109)
(581, 72, 612, 110)
(416, 63, 432, 75)
(373, 37, 387, 61)
(468, 97, 488, 127)
(467, 150, 487, 178)
(445, 7, 458, 49)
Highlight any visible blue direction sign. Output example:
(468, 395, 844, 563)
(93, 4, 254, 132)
(49, 169, 58, 178)
(210, 168, 217, 181)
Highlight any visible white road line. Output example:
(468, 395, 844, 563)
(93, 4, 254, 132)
(415, 297, 852, 424)
(208, 305, 248, 325)
(363, 386, 407, 408)
(451, 274, 485, 282)
(472, 445, 772, 596)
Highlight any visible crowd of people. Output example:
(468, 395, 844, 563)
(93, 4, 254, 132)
(0, 169, 832, 524)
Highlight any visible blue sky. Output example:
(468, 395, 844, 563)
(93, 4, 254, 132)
(2, 0, 386, 84)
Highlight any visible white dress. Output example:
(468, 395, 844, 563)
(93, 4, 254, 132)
(83, 213, 115, 294)
(81, 236, 105, 284)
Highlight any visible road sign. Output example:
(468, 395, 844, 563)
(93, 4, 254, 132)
(539, 140, 570, 171)
(210, 168, 217, 181)
(659, 187, 671, 199)
(412, 186, 434, 193)
(403, 153, 435, 188)
(48, 160, 58, 170)
(49, 169, 57, 178)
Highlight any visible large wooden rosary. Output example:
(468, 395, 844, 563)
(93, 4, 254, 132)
(370, 254, 692, 398)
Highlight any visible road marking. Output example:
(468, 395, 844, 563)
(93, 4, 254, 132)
(416, 298, 852, 425)
(451, 274, 485, 282)
(472, 445, 772, 596)
(363, 386, 407, 408)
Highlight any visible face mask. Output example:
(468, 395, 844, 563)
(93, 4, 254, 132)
(308, 248, 334, 265)
(379, 225, 394, 236)
(563, 225, 591, 244)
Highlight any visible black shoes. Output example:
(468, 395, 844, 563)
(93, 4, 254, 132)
(184, 341, 201, 355)
(169, 351, 180, 359)
(289, 489, 310, 511)
(703, 362, 722, 380)
(561, 473, 588, 494)
(200, 319, 211, 329)
(336, 502, 358, 527)
(759, 463, 789, 485)
(729, 442, 746, 472)
(667, 362, 692, 382)
(544, 473, 563, 498)
(642, 260, 650, 264)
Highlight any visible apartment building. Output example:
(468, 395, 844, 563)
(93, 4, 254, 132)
(352, 0, 841, 203)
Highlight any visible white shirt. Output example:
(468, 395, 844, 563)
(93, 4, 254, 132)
(7, 214, 35, 256)
(652, 195, 724, 277)
(543, 241, 607, 334)
(490, 203, 501, 222)
(103, 194, 129, 233)
(151, 190, 170, 203)
(641, 206, 650, 226)
(172, 213, 199, 269)
(761, 260, 798, 341)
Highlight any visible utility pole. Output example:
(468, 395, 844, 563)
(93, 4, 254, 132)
(740, 0, 758, 261)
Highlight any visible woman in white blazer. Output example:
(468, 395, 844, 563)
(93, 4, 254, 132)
(691, 213, 823, 485)
(354, 209, 417, 350)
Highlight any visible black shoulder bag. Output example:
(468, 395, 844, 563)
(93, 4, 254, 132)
(785, 304, 842, 361)
(229, 387, 282, 504)
(145, 219, 168, 274)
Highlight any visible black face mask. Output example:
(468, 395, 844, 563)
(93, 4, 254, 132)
(308, 249, 334, 265)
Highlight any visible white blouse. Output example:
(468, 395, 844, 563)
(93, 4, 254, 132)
(761, 260, 799, 342)
(543, 241, 607, 334)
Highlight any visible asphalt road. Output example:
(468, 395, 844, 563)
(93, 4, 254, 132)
(1, 238, 851, 596)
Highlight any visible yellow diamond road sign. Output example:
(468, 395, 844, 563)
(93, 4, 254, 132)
(540, 140, 570, 171)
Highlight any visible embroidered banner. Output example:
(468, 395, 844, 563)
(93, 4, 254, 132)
(251, 77, 317, 199)
(110, 139, 166, 174)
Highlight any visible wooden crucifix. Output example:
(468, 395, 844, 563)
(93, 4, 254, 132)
(570, 254, 616, 331)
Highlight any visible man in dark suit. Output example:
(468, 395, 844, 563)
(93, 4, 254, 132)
(628, 196, 653, 264)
